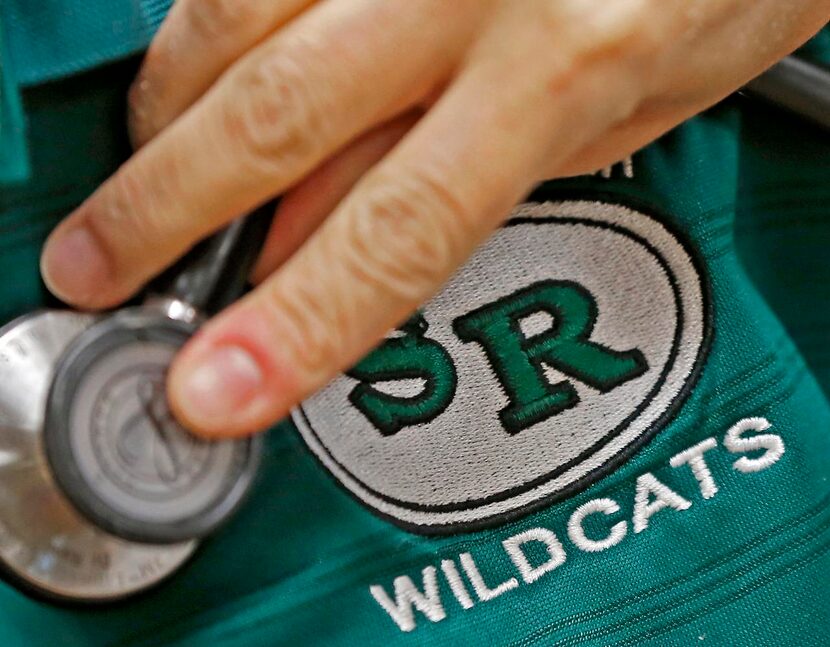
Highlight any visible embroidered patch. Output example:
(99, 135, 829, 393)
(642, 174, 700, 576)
(293, 200, 711, 533)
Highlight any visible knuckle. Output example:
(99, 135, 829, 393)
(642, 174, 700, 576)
(183, 0, 261, 40)
(539, 0, 657, 65)
(252, 170, 471, 381)
(127, 76, 160, 146)
(96, 171, 167, 263)
(338, 172, 467, 301)
(101, 172, 148, 237)
(225, 48, 328, 175)
(260, 273, 349, 380)
(536, 1, 656, 120)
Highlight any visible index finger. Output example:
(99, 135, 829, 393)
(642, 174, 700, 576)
(166, 45, 642, 436)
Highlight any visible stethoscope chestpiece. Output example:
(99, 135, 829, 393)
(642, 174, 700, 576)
(43, 302, 262, 546)
(0, 310, 197, 603)
(0, 203, 274, 603)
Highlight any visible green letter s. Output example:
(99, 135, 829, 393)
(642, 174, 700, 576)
(347, 315, 457, 436)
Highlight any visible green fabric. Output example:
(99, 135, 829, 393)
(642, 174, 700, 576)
(0, 59, 137, 320)
(3, 0, 172, 87)
(0, 11, 828, 647)
(797, 25, 830, 65)
(0, 0, 171, 184)
(0, 17, 29, 185)
(734, 31, 830, 395)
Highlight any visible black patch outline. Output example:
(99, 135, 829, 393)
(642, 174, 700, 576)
(295, 197, 714, 535)
(298, 218, 681, 510)
(453, 279, 649, 435)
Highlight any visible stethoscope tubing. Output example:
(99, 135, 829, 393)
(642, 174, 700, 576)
(744, 55, 830, 131)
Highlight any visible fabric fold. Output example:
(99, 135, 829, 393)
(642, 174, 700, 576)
(0, 15, 29, 185)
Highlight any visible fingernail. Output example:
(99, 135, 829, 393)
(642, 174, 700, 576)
(41, 226, 111, 304)
(174, 346, 264, 428)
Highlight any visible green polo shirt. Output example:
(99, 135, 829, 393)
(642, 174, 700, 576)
(1, 4, 828, 645)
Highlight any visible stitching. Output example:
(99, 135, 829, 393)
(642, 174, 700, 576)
(616, 525, 830, 646)
(556, 517, 830, 647)
(631, 472, 692, 533)
(723, 418, 785, 473)
(133, 491, 830, 647)
(440, 559, 475, 610)
(528, 508, 830, 646)
(669, 438, 719, 499)
(507, 492, 830, 647)
(459, 552, 519, 601)
(657, 341, 799, 454)
(502, 528, 567, 583)
(566, 498, 627, 553)
(298, 213, 692, 511)
(368, 566, 445, 633)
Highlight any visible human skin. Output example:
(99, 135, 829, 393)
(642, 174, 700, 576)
(40, 0, 829, 437)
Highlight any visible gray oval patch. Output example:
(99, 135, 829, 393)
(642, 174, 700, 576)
(293, 201, 710, 533)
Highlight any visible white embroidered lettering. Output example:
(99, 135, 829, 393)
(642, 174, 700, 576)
(670, 437, 719, 499)
(459, 552, 519, 601)
(503, 528, 567, 583)
(370, 415, 788, 633)
(724, 417, 785, 473)
(567, 498, 628, 552)
(369, 567, 446, 632)
(440, 559, 475, 610)
(633, 473, 692, 533)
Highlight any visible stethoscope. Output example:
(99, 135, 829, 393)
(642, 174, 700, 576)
(0, 52, 825, 606)
(743, 55, 830, 131)
(0, 203, 273, 603)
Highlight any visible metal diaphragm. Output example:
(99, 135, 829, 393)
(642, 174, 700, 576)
(44, 306, 262, 546)
(0, 311, 196, 603)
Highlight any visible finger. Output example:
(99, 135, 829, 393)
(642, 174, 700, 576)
(129, 0, 317, 147)
(554, 101, 708, 178)
(42, 0, 482, 310)
(165, 32, 645, 437)
(552, 0, 830, 179)
(251, 111, 420, 284)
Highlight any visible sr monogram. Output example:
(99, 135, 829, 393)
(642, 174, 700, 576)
(349, 279, 649, 437)
(293, 200, 710, 532)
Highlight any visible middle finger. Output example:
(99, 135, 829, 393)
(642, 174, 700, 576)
(129, 0, 319, 148)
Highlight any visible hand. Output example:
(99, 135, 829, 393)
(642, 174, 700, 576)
(40, 0, 828, 437)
